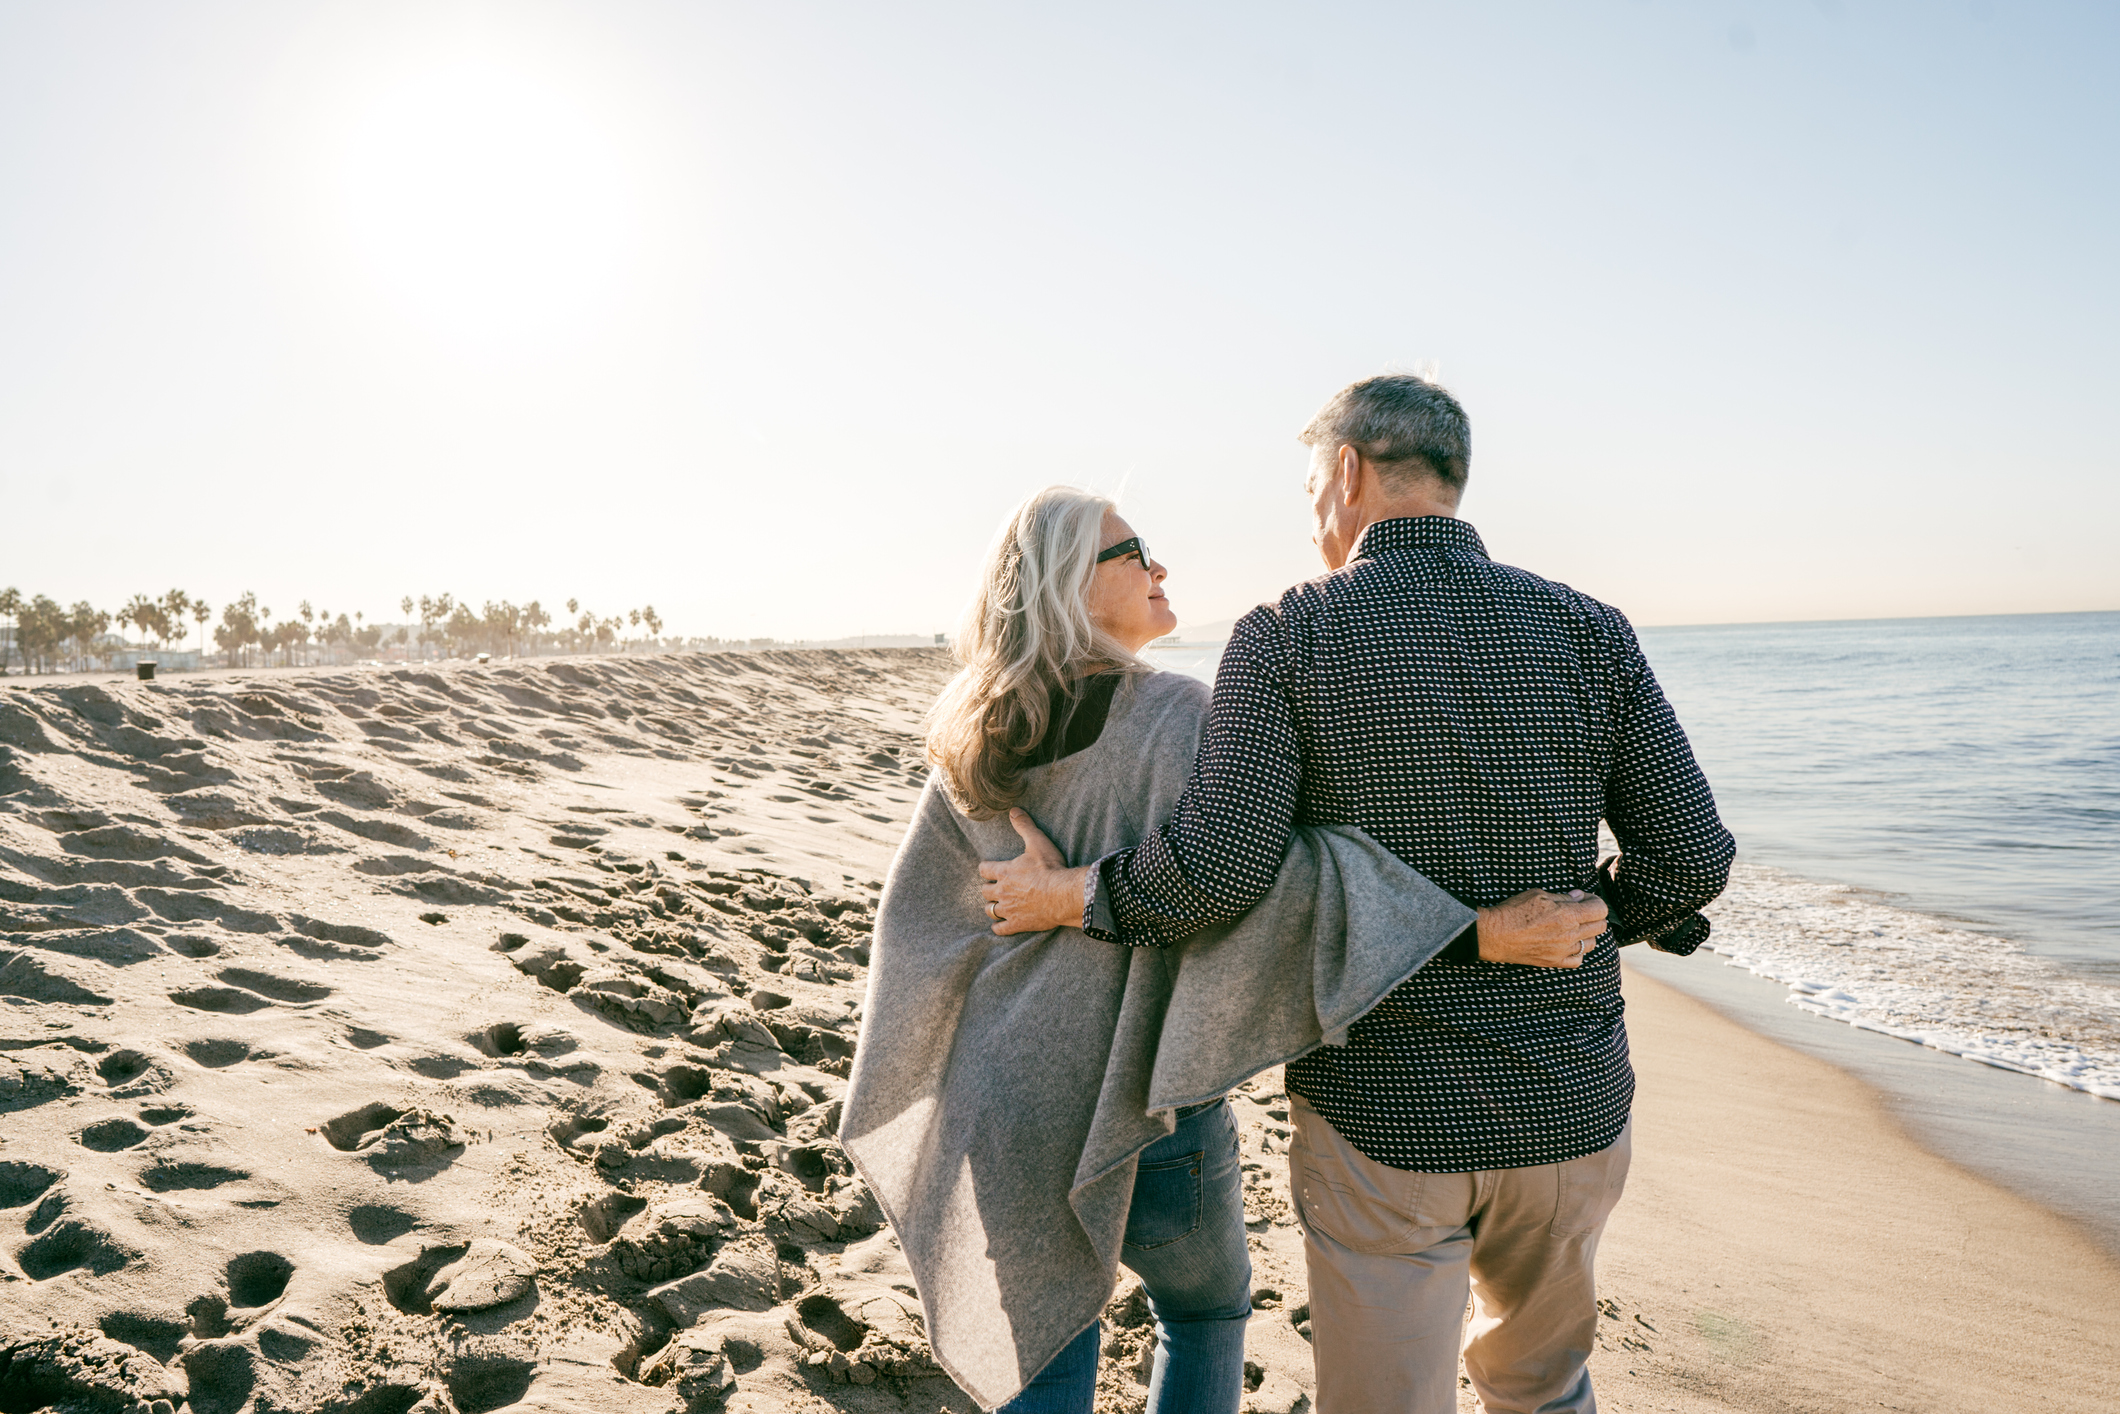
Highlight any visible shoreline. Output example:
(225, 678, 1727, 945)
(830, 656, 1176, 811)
(1695, 858, 2120, 1101)
(1632, 944, 2120, 1259)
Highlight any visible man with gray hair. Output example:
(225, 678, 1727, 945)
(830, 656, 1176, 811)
(982, 373, 1734, 1413)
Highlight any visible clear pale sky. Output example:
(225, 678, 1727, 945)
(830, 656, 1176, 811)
(2, 1, 2115, 640)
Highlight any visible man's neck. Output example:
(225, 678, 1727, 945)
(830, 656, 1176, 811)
(1363, 492, 1460, 525)
(1349, 498, 1458, 549)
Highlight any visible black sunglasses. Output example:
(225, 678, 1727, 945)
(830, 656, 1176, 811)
(1096, 536, 1149, 569)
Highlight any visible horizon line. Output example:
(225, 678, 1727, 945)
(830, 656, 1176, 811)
(1162, 604, 2119, 640)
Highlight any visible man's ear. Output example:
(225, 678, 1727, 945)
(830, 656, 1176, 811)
(1337, 444, 1366, 506)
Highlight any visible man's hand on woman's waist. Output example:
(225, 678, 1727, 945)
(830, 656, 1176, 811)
(978, 809, 1089, 936)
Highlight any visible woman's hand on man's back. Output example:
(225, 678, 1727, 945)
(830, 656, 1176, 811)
(1474, 890, 1611, 968)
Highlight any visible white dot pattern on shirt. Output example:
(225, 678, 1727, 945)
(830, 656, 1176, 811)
(1096, 517, 1735, 1173)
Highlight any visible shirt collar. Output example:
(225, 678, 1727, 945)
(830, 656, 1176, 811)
(1348, 516, 1487, 564)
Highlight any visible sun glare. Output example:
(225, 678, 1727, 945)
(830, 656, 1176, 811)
(333, 56, 641, 350)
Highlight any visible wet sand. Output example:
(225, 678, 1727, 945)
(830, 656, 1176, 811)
(1580, 961, 2120, 1413)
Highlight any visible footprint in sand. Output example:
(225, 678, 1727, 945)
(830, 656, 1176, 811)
(133, 888, 280, 934)
(379, 1244, 468, 1314)
(316, 1102, 467, 1170)
(76, 1117, 151, 1152)
(138, 1161, 249, 1192)
(278, 916, 393, 961)
(347, 1203, 417, 1245)
(179, 1339, 256, 1414)
(99, 1312, 188, 1363)
(404, 1054, 478, 1079)
(169, 987, 272, 1016)
(95, 1048, 167, 1093)
(444, 1355, 536, 1414)
(181, 1039, 254, 1068)
(17, 1220, 135, 1279)
(256, 1327, 316, 1364)
(544, 1111, 611, 1155)
(468, 1021, 528, 1057)
(186, 1292, 234, 1338)
(294, 919, 395, 948)
(319, 1102, 404, 1152)
(216, 967, 332, 1002)
(576, 1191, 648, 1242)
(170, 968, 331, 1014)
(225, 1250, 294, 1308)
(0, 1160, 64, 1209)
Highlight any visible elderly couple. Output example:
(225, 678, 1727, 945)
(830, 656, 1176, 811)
(841, 375, 1734, 1414)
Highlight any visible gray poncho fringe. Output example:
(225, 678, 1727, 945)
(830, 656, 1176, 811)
(840, 672, 1472, 1409)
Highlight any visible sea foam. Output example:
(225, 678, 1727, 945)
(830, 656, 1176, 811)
(1698, 861, 2120, 1102)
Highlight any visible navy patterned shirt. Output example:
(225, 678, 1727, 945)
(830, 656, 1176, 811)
(1085, 516, 1735, 1172)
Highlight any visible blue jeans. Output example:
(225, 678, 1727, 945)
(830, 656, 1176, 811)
(999, 1097, 1253, 1414)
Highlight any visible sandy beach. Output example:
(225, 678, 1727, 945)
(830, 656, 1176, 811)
(4, 650, 2118, 1414)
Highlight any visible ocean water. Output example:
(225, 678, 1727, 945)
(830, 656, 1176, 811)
(1148, 610, 2120, 1101)
(1637, 611, 2120, 1101)
(1637, 611, 2120, 980)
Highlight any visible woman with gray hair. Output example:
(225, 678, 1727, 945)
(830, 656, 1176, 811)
(840, 487, 1550, 1413)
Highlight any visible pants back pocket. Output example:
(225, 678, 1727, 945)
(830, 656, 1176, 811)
(1124, 1150, 1203, 1250)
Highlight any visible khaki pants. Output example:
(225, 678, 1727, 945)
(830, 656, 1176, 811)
(1289, 1097, 1631, 1414)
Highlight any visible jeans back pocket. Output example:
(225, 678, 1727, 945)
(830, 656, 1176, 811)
(1124, 1150, 1203, 1250)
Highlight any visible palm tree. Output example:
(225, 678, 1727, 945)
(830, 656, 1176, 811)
(67, 603, 111, 672)
(215, 593, 261, 668)
(158, 590, 191, 655)
(0, 587, 20, 674)
(417, 594, 454, 661)
(121, 594, 156, 652)
(191, 598, 211, 662)
(19, 594, 64, 673)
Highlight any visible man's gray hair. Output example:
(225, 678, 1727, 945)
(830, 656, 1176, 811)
(1299, 374, 1471, 491)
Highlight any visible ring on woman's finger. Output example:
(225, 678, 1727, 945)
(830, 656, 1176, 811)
(985, 902, 1000, 921)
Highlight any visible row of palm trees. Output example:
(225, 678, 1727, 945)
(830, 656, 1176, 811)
(209, 592, 391, 669)
(0, 589, 115, 674)
(400, 595, 669, 660)
(0, 587, 692, 674)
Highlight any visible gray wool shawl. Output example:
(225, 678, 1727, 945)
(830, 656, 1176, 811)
(839, 671, 1473, 1410)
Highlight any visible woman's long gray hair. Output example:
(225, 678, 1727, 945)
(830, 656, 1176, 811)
(925, 486, 1149, 818)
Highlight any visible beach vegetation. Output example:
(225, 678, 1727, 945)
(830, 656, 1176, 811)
(0, 583, 844, 675)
